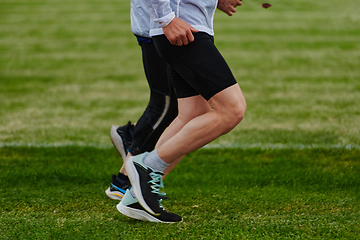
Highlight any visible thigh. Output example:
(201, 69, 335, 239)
(170, 66, 199, 99)
(153, 32, 237, 100)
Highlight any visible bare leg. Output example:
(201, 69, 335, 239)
(158, 84, 246, 163)
(120, 95, 211, 177)
(159, 96, 211, 177)
(123, 84, 245, 217)
(156, 95, 211, 148)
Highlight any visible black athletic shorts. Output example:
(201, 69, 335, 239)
(153, 32, 237, 101)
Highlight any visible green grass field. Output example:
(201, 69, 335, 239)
(1, 0, 359, 239)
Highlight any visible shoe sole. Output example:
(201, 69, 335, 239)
(117, 202, 176, 223)
(105, 187, 124, 200)
(125, 155, 158, 216)
(110, 125, 127, 160)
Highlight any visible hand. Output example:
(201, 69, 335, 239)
(217, 0, 242, 16)
(162, 17, 199, 46)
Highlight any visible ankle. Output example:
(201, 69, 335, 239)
(143, 149, 169, 172)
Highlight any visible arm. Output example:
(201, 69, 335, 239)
(162, 17, 199, 46)
(163, 0, 243, 46)
(142, 0, 175, 27)
(148, 0, 242, 46)
(141, 0, 195, 46)
(217, 0, 242, 16)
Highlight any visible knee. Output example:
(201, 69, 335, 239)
(209, 84, 246, 133)
(221, 101, 246, 133)
(233, 103, 246, 124)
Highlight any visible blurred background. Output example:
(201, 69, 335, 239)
(1, 0, 359, 148)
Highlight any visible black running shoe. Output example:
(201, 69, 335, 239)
(117, 190, 182, 223)
(105, 175, 131, 200)
(125, 152, 178, 218)
(110, 121, 134, 160)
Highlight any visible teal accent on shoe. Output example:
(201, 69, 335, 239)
(131, 152, 150, 171)
(131, 153, 164, 195)
(121, 190, 138, 206)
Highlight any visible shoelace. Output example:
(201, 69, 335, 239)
(148, 172, 164, 194)
(148, 172, 166, 210)
(158, 193, 166, 210)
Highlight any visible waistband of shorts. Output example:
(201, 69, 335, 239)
(135, 35, 152, 43)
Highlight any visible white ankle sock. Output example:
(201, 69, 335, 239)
(143, 149, 169, 172)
